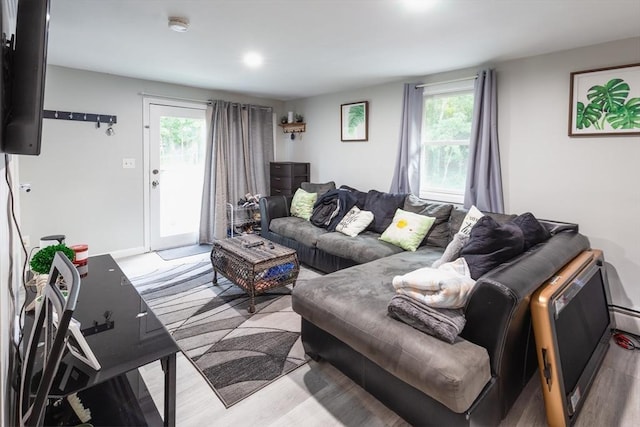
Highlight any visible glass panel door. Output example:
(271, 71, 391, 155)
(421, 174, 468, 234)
(149, 103, 206, 250)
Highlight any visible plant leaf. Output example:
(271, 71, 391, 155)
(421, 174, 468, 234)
(576, 101, 602, 129)
(586, 78, 629, 112)
(606, 97, 640, 129)
(347, 105, 365, 134)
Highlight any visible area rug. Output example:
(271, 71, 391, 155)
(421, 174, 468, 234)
(155, 244, 213, 261)
(130, 260, 317, 407)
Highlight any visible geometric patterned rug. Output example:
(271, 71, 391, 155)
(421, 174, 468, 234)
(130, 260, 318, 407)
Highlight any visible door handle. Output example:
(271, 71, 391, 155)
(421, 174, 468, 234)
(152, 180, 160, 188)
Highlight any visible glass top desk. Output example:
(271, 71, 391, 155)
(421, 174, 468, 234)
(24, 254, 178, 426)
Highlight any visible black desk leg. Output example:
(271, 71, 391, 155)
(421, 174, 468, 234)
(161, 353, 177, 427)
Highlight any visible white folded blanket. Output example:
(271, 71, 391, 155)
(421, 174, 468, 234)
(392, 258, 476, 309)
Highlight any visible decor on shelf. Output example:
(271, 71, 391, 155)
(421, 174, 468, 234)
(295, 113, 304, 123)
(569, 63, 640, 136)
(341, 101, 368, 141)
(280, 115, 288, 124)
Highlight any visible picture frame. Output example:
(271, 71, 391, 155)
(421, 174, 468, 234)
(341, 101, 368, 141)
(569, 63, 640, 136)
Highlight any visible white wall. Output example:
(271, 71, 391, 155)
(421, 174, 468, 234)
(281, 37, 640, 332)
(18, 66, 283, 256)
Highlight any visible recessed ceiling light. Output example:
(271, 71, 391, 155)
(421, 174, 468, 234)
(243, 52, 264, 68)
(168, 17, 189, 32)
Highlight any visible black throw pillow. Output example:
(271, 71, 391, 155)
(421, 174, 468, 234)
(510, 212, 551, 250)
(364, 190, 407, 234)
(460, 216, 525, 280)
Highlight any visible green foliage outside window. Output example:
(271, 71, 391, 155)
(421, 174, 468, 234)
(422, 92, 474, 192)
(160, 117, 206, 166)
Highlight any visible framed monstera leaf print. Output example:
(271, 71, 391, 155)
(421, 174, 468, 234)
(569, 63, 640, 136)
(341, 101, 368, 141)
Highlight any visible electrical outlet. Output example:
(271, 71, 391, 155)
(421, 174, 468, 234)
(22, 235, 30, 249)
(122, 158, 136, 169)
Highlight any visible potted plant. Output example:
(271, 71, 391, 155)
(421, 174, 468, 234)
(295, 114, 304, 123)
(27, 244, 75, 311)
(30, 244, 75, 275)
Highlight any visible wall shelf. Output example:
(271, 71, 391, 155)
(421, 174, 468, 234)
(279, 123, 306, 133)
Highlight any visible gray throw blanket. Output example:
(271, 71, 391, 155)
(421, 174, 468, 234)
(387, 294, 466, 344)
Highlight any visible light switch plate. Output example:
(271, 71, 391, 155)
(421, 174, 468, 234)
(122, 158, 135, 169)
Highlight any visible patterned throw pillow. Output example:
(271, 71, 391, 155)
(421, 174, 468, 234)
(290, 188, 317, 220)
(379, 209, 436, 252)
(335, 207, 375, 237)
(458, 205, 484, 236)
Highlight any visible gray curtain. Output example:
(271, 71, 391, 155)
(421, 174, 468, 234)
(390, 83, 423, 194)
(199, 100, 274, 242)
(464, 69, 504, 213)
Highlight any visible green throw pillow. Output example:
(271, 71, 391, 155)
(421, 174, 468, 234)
(379, 208, 436, 251)
(290, 188, 317, 220)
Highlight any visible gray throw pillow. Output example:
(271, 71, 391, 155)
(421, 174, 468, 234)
(432, 232, 469, 268)
(301, 181, 336, 197)
(403, 195, 453, 248)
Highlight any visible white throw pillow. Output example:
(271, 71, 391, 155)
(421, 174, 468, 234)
(459, 205, 484, 236)
(335, 207, 374, 237)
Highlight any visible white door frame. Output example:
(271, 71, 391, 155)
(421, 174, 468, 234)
(142, 97, 208, 252)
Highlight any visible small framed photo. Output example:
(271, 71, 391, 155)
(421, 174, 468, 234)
(341, 101, 368, 141)
(569, 63, 640, 136)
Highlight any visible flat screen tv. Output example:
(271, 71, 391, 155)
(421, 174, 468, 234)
(1, 0, 50, 156)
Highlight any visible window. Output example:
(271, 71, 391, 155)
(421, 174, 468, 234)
(420, 79, 475, 203)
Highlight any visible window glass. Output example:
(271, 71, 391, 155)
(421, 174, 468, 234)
(420, 81, 475, 203)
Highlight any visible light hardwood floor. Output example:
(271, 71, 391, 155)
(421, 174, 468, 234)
(118, 252, 639, 427)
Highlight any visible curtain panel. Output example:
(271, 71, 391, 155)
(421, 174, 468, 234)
(199, 100, 274, 242)
(390, 83, 424, 194)
(464, 69, 504, 213)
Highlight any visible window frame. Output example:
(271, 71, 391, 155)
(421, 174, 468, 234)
(419, 78, 476, 204)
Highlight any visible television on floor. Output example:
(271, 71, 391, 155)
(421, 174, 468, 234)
(531, 249, 613, 427)
(1, 0, 51, 156)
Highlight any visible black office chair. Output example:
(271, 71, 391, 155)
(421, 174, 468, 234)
(19, 252, 81, 427)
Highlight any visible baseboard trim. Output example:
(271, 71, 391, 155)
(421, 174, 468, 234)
(103, 246, 148, 260)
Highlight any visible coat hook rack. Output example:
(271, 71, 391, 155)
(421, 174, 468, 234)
(43, 110, 118, 126)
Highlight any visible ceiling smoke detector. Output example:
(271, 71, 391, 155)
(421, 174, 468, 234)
(168, 17, 189, 32)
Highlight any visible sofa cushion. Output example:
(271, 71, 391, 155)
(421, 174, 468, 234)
(364, 190, 406, 233)
(316, 231, 404, 264)
(379, 208, 435, 252)
(335, 206, 374, 237)
(292, 249, 491, 413)
(270, 217, 328, 247)
(301, 181, 336, 197)
(511, 212, 551, 250)
(403, 195, 453, 248)
(460, 216, 525, 280)
(290, 188, 317, 220)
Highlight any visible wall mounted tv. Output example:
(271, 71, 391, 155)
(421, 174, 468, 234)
(1, 0, 50, 156)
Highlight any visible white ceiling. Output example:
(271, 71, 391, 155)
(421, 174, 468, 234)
(46, 0, 640, 101)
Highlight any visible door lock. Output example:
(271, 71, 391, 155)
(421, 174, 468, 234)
(152, 180, 160, 188)
(152, 169, 159, 175)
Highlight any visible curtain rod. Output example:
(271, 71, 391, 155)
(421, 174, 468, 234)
(416, 75, 477, 88)
(138, 92, 273, 110)
(138, 92, 212, 104)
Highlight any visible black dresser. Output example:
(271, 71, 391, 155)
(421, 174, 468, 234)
(270, 162, 310, 196)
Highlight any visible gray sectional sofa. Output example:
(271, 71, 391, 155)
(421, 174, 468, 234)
(259, 190, 590, 426)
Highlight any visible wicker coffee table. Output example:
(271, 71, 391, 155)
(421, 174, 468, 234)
(210, 235, 299, 313)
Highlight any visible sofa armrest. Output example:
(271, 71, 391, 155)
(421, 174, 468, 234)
(259, 195, 293, 233)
